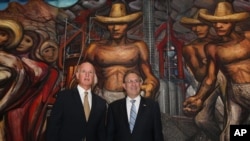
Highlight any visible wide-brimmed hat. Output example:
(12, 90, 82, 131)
(199, 2, 250, 22)
(94, 3, 142, 24)
(0, 19, 23, 49)
(180, 9, 209, 25)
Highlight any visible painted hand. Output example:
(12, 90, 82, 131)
(183, 96, 203, 117)
(141, 83, 153, 98)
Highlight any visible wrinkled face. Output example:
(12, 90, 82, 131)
(0, 30, 9, 45)
(192, 24, 209, 38)
(123, 73, 142, 98)
(16, 35, 33, 52)
(107, 23, 128, 39)
(41, 46, 58, 63)
(213, 22, 233, 36)
(76, 62, 95, 89)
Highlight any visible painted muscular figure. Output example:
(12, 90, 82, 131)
(183, 2, 250, 141)
(84, 3, 159, 103)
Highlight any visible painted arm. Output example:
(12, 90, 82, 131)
(183, 44, 218, 115)
(137, 41, 159, 98)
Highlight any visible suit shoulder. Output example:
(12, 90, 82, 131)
(142, 97, 159, 106)
(56, 89, 74, 97)
(109, 99, 124, 107)
(93, 94, 107, 104)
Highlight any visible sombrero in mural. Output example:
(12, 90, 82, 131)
(199, 2, 250, 22)
(94, 3, 142, 24)
(0, 19, 23, 49)
(180, 9, 209, 25)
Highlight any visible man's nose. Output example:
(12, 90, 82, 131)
(213, 22, 222, 28)
(112, 25, 119, 30)
(85, 72, 90, 77)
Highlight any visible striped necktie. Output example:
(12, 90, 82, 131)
(129, 100, 136, 133)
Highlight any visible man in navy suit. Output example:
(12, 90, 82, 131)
(106, 70, 164, 141)
(46, 61, 107, 141)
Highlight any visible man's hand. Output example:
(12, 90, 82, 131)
(183, 96, 203, 117)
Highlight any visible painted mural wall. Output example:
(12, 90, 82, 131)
(0, 0, 250, 141)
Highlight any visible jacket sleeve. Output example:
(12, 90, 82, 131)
(46, 91, 65, 141)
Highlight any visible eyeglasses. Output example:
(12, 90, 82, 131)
(79, 70, 94, 75)
(125, 79, 141, 84)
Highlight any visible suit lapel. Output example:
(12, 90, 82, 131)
(132, 97, 147, 133)
(72, 88, 87, 122)
(88, 92, 97, 122)
(120, 98, 131, 133)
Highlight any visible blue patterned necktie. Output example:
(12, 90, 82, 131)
(129, 100, 137, 133)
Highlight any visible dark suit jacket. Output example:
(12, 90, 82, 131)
(106, 96, 164, 141)
(46, 88, 107, 141)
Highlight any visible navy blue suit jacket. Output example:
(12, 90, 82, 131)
(46, 88, 107, 141)
(106, 96, 164, 141)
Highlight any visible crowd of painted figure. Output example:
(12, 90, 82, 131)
(0, 18, 60, 141)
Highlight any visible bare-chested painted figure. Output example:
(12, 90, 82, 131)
(183, 2, 250, 141)
(84, 2, 159, 103)
(181, 9, 225, 141)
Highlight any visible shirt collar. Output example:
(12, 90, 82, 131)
(126, 95, 141, 102)
(77, 85, 91, 95)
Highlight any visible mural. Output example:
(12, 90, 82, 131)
(0, 0, 250, 141)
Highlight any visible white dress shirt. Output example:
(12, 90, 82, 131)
(77, 85, 92, 109)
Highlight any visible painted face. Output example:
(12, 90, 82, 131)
(0, 30, 9, 46)
(123, 73, 142, 98)
(192, 24, 209, 38)
(107, 23, 128, 39)
(76, 62, 95, 89)
(16, 35, 33, 52)
(41, 46, 58, 63)
(213, 22, 233, 36)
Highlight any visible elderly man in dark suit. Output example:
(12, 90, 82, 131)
(46, 61, 107, 141)
(106, 70, 164, 141)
